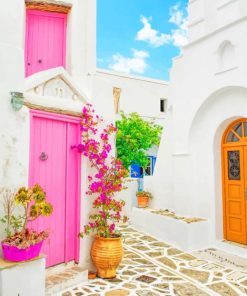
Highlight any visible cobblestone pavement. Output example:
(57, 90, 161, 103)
(60, 225, 247, 296)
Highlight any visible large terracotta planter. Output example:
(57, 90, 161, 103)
(137, 195, 150, 208)
(91, 235, 123, 278)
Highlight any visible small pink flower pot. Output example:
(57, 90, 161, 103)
(1, 241, 43, 262)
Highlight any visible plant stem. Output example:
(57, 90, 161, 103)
(22, 205, 29, 233)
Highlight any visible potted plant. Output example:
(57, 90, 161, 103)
(136, 190, 153, 208)
(78, 104, 129, 278)
(0, 184, 53, 262)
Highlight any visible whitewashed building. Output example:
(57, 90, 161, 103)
(0, 1, 168, 293)
(3, 0, 247, 294)
(134, 0, 247, 257)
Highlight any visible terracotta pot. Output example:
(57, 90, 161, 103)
(91, 235, 123, 278)
(88, 271, 97, 279)
(137, 195, 150, 208)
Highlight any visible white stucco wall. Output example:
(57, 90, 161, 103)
(0, 257, 46, 296)
(91, 70, 169, 216)
(94, 69, 168, 126)
(0, 0, 26, 189)
(149, 0, 247, 248)
(0, 0, 96, 268)
(0, 0, 96, 186)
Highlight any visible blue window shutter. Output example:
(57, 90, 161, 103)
(152, 157, 157, 174)
(131, 164, 141, 178)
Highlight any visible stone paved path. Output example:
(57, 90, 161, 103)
(60, 225, 247, 296)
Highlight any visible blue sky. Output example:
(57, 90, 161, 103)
(97, 0, 188, 81)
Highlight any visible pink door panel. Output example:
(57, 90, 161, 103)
(65, 122, 82, 262)
(29, 111, 81, 267)
(25, 10, 67, 77)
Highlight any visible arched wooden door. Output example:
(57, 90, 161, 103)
(222, 119, 247, 244)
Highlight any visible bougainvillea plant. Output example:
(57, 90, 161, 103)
(78, 104, 129, 238)
(0, 184, 53, 248)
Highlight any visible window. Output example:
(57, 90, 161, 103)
(130, 156, 157, 178)
(228, 151, 240, 180)
(160, 99, 167, 113)
(25, 9, 67, 77)
(143, 157, 152, 176)
(224, 119, 247, 143)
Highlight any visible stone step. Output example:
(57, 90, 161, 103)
(45, 265, 88, 295)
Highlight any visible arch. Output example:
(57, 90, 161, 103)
(222, 118, 247, 145)
(187, 86, 247, 244)
(189, 85, 247, 145)
(221, 118, 247, 244)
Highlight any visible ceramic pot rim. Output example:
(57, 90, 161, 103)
(95, 235, 122, 241)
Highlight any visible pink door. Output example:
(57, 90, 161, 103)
(25, 10, 67, 77)
(29, 111, 81, 267)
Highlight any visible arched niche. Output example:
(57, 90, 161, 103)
(217, 40, 235, 71)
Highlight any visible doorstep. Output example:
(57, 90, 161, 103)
(46, 263, 88, 296)
(214, 240, 247, 260)
(192, 241, 247, 274)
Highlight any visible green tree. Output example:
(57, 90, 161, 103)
(116, 112, 163, 171)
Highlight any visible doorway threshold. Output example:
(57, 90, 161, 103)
(222, 239, 247, 250)
(215, 240, 247, 259)
(193, 240, 247, 272)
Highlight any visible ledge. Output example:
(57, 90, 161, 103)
(217, 0, 239, 10)
(131, 207, 211, 251)
(25, 0, 72, 13)
(188, 17, 205, 28)
(0, 255, 46, 296)
(0, 255, 45, 270)
(215, 66, 238, 75)
(147, 208, 206, 224)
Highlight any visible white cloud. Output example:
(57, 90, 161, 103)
(169, 4, 188, 48)
(136, 16, 171, 47)
(169, 5, 184, 27)
(109, 49, 149, 74)
(135, 4, 188, 49)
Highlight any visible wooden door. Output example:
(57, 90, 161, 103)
(29, 111, 81, 267)
(223, 147, 247, 244)
(222, 119, 247, 245)
(25, 10, 67, 77)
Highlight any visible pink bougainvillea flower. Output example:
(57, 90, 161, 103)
(109, 224, 115, 233)
(78, 104, 128, 238)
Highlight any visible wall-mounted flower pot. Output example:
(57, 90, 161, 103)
(1, 241, 43, 262)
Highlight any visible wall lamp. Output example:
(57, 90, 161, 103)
(10, 92, 24, 111)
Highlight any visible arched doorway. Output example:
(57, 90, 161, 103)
(222, 118, 247, 245)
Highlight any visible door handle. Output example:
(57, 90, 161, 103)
(38, 59, 42, 64)
(40, 152, 48, 161)
(245, 188, 247, 199)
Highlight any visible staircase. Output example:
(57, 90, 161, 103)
(46, 263, 88, 295)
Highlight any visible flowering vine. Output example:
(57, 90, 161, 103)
(78, 104, 129, 238)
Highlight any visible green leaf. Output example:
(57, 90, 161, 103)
(116, 111, 163, 170)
